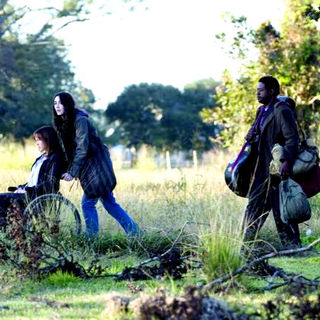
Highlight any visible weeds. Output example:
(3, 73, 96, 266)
(199, 215, 245, 280)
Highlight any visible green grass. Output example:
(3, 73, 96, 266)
(1, 144, 320, 319)
(0, 256, 318, 319)
(200, 214, 245, 280)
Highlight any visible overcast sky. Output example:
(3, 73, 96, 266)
(53, 0, 285, 109)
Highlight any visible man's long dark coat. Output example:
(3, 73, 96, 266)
(244, 98, 300, 243)
(249, 99, 299, 192)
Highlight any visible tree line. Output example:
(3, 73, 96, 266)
(1, 23, 219, 152)
(0, 1, 219, 152)
(2, 0, 320, 152)
(105, 80, 220, 151)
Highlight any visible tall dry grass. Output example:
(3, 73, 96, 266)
(1, 141, 317, 236)
(1, 142, 318, 277)
(0, 142, 246, 235)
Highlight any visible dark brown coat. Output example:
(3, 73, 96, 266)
(251, 100, 299, 188)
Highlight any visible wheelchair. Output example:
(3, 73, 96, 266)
(23, 193, 82, 237)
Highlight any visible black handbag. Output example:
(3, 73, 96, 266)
(225, 141, 257, 198)
(225, 107, 263, 198)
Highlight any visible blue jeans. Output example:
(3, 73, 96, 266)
(81, 192, 139, 236)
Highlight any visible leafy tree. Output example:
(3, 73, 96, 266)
(163, 79, 219, 150)
(106, 83, 181, 149)
(0, 1, 94, 140)
(202, 0, 320, 148)
(0, 38, 77, 140)
(105, 81, 219, 150)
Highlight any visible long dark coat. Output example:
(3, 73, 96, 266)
(250, 99, 299, 190)
(68, 112, 116, 198)
(243, 99, 301, 244)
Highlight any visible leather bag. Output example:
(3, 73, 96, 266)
(270, 140, 319, 177)
(292, 140, 319, 176)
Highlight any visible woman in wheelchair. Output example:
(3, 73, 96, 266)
(0, 126, 65, 226)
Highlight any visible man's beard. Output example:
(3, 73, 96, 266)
(258, 96, 272, 105)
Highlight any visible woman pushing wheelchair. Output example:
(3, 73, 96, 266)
(53, 92, 140, 237)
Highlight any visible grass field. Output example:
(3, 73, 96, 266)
(0, 143, 320, 319)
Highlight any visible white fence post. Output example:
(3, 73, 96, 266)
(193, 150, 198, 170)
(166, 150, 171, 170)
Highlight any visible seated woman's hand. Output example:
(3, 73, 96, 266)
(14, 188, 26, 194)
(62, 172, 74, 182)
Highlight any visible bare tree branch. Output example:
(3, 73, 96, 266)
(1, 3, 90, 41)
(0, 5, 31, 38)
(41, 17, 88, 40)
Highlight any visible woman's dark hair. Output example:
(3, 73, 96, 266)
(33, 126, 63, 155)
(53, 91, 75, 126)
(259, 75, 280, 97)
(53, 92, 76, 163)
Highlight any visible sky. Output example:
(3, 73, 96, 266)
(53, 0, 285, 109)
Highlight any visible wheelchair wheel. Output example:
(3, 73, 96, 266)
(24, 193, 81, 237)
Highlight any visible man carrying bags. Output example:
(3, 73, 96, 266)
(243, 75, 301, 249)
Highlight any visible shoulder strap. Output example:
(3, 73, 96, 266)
(275, 98, 307, 141)
(296, 118, 306, 142)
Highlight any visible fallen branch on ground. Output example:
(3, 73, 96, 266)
(201, 237, 320, 293)
(263, 273, 320, 291)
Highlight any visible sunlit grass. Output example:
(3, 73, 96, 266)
(0, 139, 36, 170)
(1, 142, 319, 243)
(1, 142, 320, 318)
